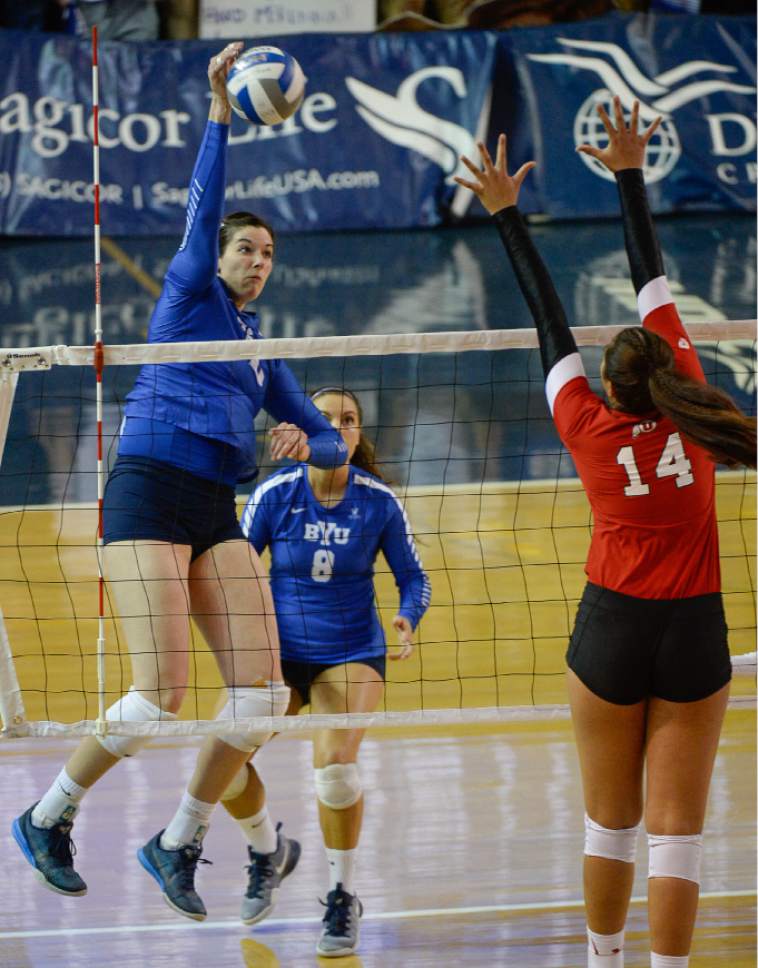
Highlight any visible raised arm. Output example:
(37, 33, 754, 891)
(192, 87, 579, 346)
(166, 42, 242, 293)
(454, 137, 583, 407)
(577, 97, 703, 378)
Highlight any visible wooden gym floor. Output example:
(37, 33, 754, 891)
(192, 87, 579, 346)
(0, 474, 754, 966)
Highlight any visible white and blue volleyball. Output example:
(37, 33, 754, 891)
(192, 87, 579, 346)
(226, 46, 306, 126)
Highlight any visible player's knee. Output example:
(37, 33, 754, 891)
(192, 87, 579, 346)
(584, 813, 640, 864)
(648, 831, 703, 885)
(220, 762, 252, 802)
(314, 762, 362, 810)
(97, 686, 177, 758)
(216, 682, 290, 752)
(156, 684, 186, 714)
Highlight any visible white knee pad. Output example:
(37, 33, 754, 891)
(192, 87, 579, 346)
(314, 763, 362, 810)
(216, 682, 290, 752)
(584, 814, 640, 864)
(648, 832, 703, 884)
(97, 686, 177, 758)
(220, 763, 251, 802)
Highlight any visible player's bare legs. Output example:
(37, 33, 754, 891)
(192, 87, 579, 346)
(567, 669, 646, 941)
(645, 684, 729, 957)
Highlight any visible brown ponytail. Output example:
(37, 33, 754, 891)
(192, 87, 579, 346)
(604, 327, 756, 469)
(311, 387, 387, 481)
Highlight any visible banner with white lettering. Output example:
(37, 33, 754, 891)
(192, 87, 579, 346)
(0, 15, 753, 236)
(0, 29, 496, 236)
(499, 15, 756, 217)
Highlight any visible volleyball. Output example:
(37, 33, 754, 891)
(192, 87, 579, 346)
(226, 46, 306, 126)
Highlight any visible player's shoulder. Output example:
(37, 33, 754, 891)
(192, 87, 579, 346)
(251, 464, 306, 502)
(352, 467, 395, 494)
(351, 468, 404, 513)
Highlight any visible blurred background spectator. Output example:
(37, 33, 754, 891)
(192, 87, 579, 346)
(74, 0, 160, 40)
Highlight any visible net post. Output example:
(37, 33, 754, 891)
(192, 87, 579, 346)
(0, 609, 26, 732)
(0, 372, 19, 469)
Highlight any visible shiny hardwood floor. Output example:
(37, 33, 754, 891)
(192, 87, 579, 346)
(0, 712, 754, 967)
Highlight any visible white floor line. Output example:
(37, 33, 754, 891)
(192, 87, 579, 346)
(0, 889, 754, 940)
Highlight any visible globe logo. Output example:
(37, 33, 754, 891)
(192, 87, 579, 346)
(528, 38, 755, 185)
(574, 89, 680, 184)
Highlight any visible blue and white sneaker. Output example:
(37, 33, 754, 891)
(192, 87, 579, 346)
(316, 883, 363, 957)
(138, 830, 210, 921)
(12, 802, 87, 896)
(240, 822, 301, 925)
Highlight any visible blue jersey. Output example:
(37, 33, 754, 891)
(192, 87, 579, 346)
(241, 464, 431, 664)
(122, 121, 346, 483)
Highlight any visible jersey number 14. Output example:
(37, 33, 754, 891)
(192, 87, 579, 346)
(616, 432, 694, 497)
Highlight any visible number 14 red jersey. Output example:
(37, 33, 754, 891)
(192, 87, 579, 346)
(549, 277, 719, 599)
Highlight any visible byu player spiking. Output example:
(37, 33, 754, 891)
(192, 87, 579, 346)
(455, 99, 755, 968)
(12, 42, 346, 922)
(220, 388, 431, 958)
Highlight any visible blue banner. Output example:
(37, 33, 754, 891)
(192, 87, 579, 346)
(0, 14, 754, 236)
(0, 29, 497, 236)
(498, 15, 756, 218)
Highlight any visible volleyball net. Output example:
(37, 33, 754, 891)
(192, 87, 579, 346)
(0, 322, 755, 739)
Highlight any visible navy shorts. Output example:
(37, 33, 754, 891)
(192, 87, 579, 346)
(282, 655, 386, 707)
(102, 457, 244, 562)
(566, 582, 732, 705)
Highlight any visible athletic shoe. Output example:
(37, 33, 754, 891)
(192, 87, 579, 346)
(137, 830, 209, 921)
(316, 883, 363, 957)
(240, 822, 301, 925)
(11, 802, 87, 896)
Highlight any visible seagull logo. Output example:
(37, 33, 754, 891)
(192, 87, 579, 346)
(528, 39, 755, 183)
(345, 68, 489, 214)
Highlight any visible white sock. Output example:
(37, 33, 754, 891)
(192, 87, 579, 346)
(32, 768, 88, 828)
(238, 806, 278, 854)
(161, 792, 215, 849)
(325, 847, 357, 894)
(651, 955, 689, 967)
(588, 927, 625, 967)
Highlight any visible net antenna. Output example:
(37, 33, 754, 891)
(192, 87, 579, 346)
(91, 25, 107, 738)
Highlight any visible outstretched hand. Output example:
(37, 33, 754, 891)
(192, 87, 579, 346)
(389, 615, 414, 661)
(577, 96, 662, 174)
(208, 41, 243, 98)
(454, 135, 536, 215)
(207, 41, 243, 122)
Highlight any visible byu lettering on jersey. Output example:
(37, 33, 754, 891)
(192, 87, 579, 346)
(241, 464, 431, 665)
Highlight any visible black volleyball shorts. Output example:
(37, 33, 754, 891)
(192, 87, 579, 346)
(566, 581, 732, 705)
(102, 457, 244, 562)
(282, 655, 386, 707)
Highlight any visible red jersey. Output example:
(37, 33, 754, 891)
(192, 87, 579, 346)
(549, 277, 719, 599)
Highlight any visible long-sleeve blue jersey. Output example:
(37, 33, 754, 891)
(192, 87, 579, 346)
(122, 121, 346, 483)
(241, 464, 431, 663)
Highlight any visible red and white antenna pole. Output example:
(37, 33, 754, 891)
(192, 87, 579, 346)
(92, 26, 107, 735)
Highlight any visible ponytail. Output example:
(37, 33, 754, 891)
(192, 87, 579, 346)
(605, 327, 756, 469)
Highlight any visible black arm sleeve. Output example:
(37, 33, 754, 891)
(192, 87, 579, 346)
(615, 168, 665, 296)
(493, 206, 577, 378)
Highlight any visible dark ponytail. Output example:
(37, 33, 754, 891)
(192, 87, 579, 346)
(311, 387, 387, 481)
(604, 327, 756, 469)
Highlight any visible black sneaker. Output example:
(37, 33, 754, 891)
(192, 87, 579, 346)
(12, 803, 87, 896)
(137, 830, 210, 921)
(240, 822, 301, 925)
(316, 882, 363, 957)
